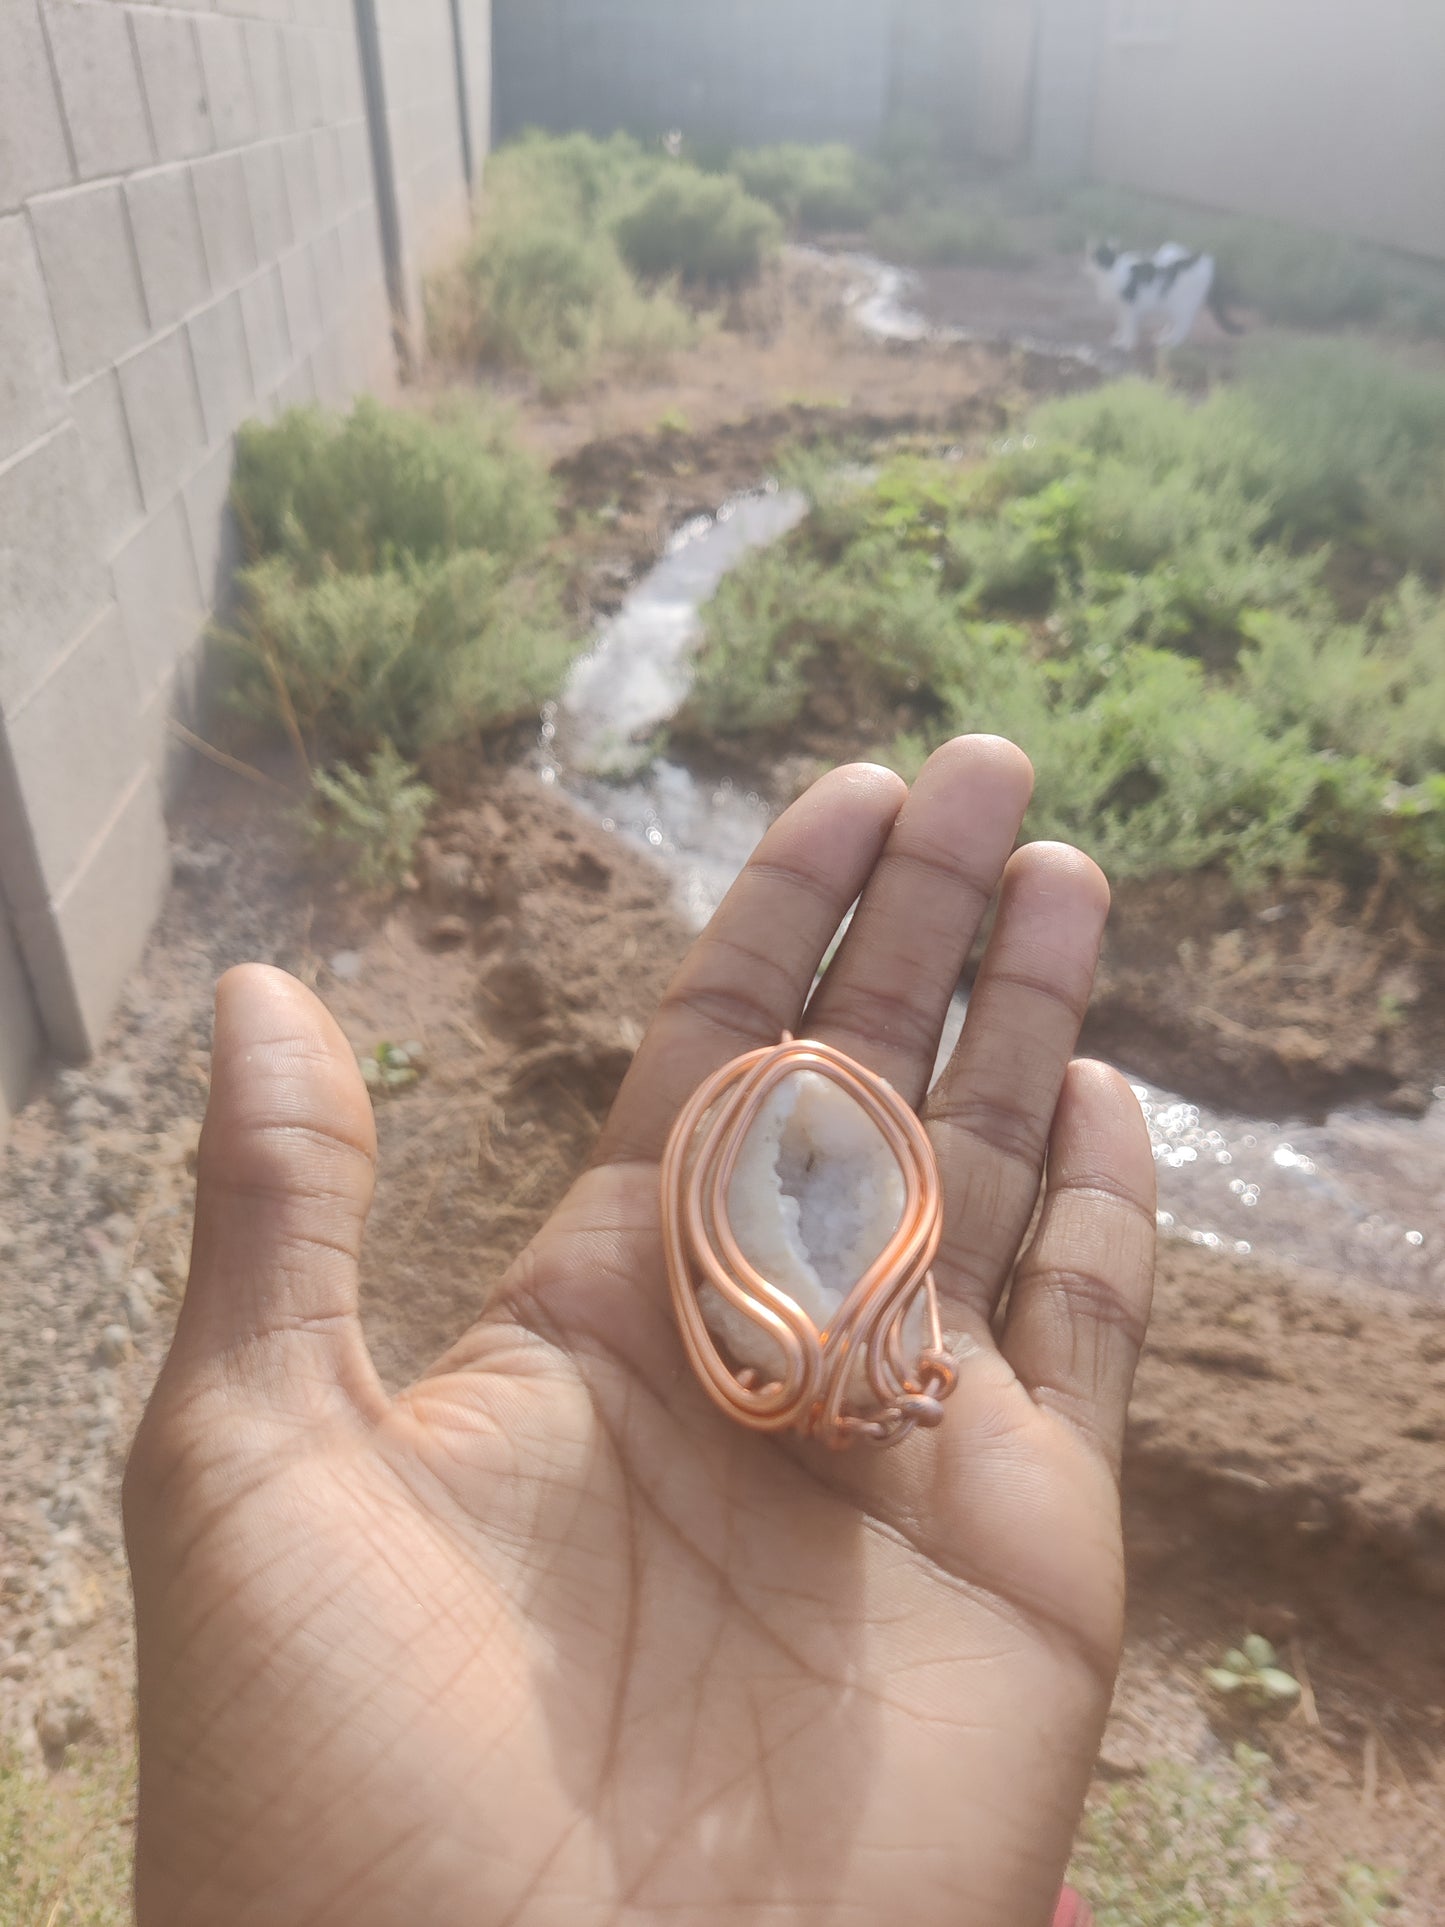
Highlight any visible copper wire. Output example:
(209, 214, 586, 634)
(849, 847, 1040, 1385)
(661, 1034, 956, 1448)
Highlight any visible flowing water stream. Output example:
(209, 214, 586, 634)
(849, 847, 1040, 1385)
(539, 255, 1442, 1303)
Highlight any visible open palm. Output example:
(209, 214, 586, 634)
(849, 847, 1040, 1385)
(125, 737, 1155, 1927)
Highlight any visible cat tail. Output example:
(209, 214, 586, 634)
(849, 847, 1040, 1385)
(1206, 287, 1246, 335)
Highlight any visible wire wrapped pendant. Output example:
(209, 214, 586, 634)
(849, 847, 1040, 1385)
(661, 1034, 956, 1447)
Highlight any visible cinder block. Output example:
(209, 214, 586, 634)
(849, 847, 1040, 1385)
(69, 369, 144, 555)
(331, 29, 365, 123)
(308, 338, 350, 410)
(337, 201, 385, 304)
(188, 292, 254, 448)
(337, 118, 374, 210)
(29, 181, 149, 383)
(111, 495, 203, 704)
(281, 132, 322, 242)
(194, 15, 256, 149)
(116, 328, 206, 510)
(126, 165, 211, 331)
(191, 152, 258, 290)
(273, 358, 317, 413)
(0, 213, 67, 464)
(310, 224, 347, 329)
(245, 19, 292, 138)
(183, 438, 241, 608)
(0, 425, 106, 716)
(284, 27, 322, 131)
(137, 646, 201, 805)
(16, 767, 170, 1059)
(277, 244, 321, 355)
(0, 0, 72, 213)
(331, 317, 369, 403)
(238, 266, 291, 397)
(243, 140, 294, 258)
(312, 125, 345, 213)
(131, 11, 213, 162)
(314, 28, 352, 126)
(2, 604, 144, 897)
(44, 1, 155, 181)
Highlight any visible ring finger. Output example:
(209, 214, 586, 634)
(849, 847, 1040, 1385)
(926, 841, 1111, 1327)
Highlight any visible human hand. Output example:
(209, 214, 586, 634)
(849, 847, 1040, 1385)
(124, 736, 1155, 1926)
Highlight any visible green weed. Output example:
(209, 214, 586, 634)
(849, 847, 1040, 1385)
(1071, 1745, 1297, 1927)
(301, 742, 436, 889)
(430, 132, 778, 394)
(1336, 1862, 1403, 1924)
(231, 398, 555, 577)
(687, 354, 1445, 906)
(226, 403, 575, 759)
(615, 168, 781, 286)
(1240, 340, 1445, 569)
(731, 142, 885, 231)
(0, 1743, 133, 1927)
(1204, 1635, 1303, 1713)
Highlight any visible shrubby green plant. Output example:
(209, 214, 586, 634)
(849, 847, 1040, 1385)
(231, 399, 555, 576)
(731, 142, 885, 230)
(226, 402, 575, 759)
(614, 168, 781, 285)
(1071, 1744, 1296, 1927)
(430, 131, 780, 393)
(687, 356, 1445, 905)
(1239, 340, 1445, 569)
(301, 742, 436, 889)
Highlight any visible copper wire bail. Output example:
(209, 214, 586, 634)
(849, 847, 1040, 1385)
(660, 1034, 957, 1448)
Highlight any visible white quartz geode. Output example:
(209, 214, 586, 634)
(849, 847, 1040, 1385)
(700, 1068, 908, 1377)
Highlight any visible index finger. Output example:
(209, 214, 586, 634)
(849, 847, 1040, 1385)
(594, 762, 906, 1167)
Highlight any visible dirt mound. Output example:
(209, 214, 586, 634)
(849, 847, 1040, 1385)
(321, 771, 691, 1384)
(1128, 1246, 1445, 1601)
(1085, 872, 1445, 1120)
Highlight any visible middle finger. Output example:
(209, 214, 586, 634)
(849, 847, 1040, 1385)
(804, 735, 1034, 1106)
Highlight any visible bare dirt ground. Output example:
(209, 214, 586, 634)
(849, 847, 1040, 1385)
(2, 254, 1443, 1919)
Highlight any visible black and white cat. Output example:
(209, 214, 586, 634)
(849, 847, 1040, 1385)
(1087, 241, 1243, 349)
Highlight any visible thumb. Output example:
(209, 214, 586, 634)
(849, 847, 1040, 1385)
(163, 964, 384, 1422)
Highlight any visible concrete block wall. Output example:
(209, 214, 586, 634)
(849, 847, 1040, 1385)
(0, 0, 490, 1133)
(373, 1, 476, 336)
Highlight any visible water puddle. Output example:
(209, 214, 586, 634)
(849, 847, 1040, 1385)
(541, 487, 801, 924)
(796, 244, 1109, 371)
(542, 476, 1442, 1302)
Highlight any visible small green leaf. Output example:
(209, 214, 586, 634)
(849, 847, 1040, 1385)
(1205, 1667, 1245, 1695)
(1257, 1668, 1301, 1703)
(1223, 1649, 1250, 1675)
(1242, 1634, 1277, 1670)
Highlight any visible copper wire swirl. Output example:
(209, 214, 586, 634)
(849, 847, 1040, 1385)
(660, 1034, 956, 1448)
